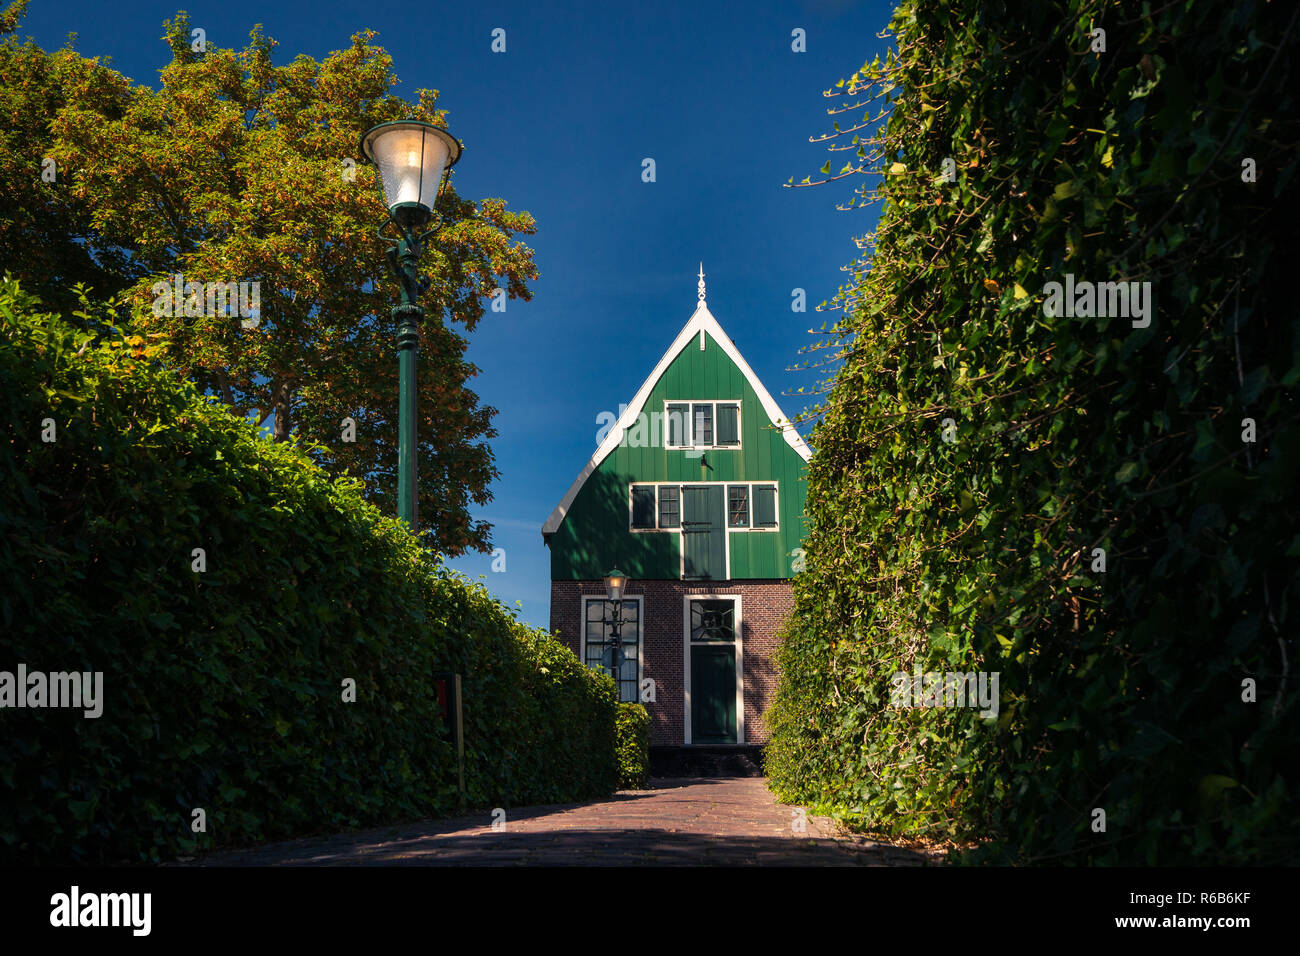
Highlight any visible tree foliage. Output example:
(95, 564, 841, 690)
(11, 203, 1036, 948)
(767, 0, 1299, 864)
(1, 4, 538, 555)
(0, 0, 139, 312)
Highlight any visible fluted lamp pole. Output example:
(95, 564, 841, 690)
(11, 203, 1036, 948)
(360, 118, 463, 529)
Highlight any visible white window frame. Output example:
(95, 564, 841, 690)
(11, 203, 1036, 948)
(626, 481, 780, 546)
(682, 593, 745, 745)
(627, 483, 658, 533)
(662, 400, 742, 451)
(580, 594, 644, 703)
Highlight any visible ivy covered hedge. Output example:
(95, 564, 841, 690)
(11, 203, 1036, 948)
(614, 703, 650, 790)
(767, 0, 1298, 864)
(0, 279, 616, 864)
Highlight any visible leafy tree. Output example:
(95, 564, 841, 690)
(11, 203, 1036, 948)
(0, 0, 139, 311)
(38, 9, 536, 554)
(768, 0, 1298, 864)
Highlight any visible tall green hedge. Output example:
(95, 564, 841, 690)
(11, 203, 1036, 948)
(615, 702, 650, 790)
(767, 0, 1298, 864)
(0, 279, 616, 864)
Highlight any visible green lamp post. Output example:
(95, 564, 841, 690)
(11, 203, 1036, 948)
(604, 569, 629, 691)
(360, 118, 463, 529)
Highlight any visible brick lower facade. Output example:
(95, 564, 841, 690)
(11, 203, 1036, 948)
(550, 579, 793, 746)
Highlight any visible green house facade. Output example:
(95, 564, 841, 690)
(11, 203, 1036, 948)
(543, 271, 810, 749)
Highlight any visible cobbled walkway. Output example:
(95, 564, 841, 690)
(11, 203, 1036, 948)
(189, 777, 943, 866)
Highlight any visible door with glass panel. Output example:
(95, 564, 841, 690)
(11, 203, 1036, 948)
(687, 597, 738, 743)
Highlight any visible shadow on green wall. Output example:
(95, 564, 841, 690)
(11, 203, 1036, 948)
(550, 467, 680, 580)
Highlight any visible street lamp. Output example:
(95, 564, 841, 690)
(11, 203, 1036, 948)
(604, 569, 628, 692)
(604, 568, 628, 604)
(360, 118, 463, 529)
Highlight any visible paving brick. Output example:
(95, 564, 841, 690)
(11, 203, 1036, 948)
(186, 778, 944, 867)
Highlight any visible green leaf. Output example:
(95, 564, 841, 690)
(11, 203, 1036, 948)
(1198, 775, 1238, 799)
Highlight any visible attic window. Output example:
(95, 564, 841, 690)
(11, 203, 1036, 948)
(752, 485, 777, 528)
(692, 404, 713, 446)
(666, 404, 689, 447)
(665, 401, 740, 450)
(716, 403, 739, 445)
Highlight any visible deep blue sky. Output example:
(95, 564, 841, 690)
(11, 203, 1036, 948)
(17, 0, 894, 628)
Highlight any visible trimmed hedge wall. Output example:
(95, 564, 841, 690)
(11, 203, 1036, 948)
(766, 0, 1298, 864)
(0, 279, 616, 864)
(614, 703, 650, 790)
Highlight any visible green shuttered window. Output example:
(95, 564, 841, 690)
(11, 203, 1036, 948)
(628, 482, 776, 533)
(665, 400, 741, 449)
(716, 403, 739, 445)
(665, 404, 689, 446)
(631, 485, 656, 529)
(752, 484, 777, 527)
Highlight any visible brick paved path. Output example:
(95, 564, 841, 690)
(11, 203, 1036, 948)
(190, 777, 942, 866)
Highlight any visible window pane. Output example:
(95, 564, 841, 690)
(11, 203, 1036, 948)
(658, 485, 680, 528)
(585, 598, 640, 702)
(631, 485, 656, 528)
(752, 485, 777, 527)
(618, 601, 639, 629)
(693, 403, 713, 446)
(727, 485, 749, 527)
(690, 599, 736, 641)
(666, 404, 689, 446)
(716, 404, 739, 445)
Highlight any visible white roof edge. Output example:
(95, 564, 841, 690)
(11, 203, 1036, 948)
(542, 302, 811, 538)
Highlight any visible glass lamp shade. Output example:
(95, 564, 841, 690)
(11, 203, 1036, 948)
(361, 120, 462, 217)
(604, 569, 628, 603)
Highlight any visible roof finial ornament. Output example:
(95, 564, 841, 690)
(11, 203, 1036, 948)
(697, 262, 706, 305)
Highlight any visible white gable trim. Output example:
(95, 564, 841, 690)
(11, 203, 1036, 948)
(542, 302, 812, 537)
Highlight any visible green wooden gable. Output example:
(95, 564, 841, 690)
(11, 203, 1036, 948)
(543, 287, 810, 581)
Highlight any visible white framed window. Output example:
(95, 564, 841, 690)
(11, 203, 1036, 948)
(628, 481, 778, 533)
(727, 484, 749, 528)
(663, 401, 741, 450)
(630, 484, 656, 530)
(658, 485, 680, 528)
(582, 596, 642, 703)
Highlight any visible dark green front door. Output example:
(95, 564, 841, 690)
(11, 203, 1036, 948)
(682, 485, 725, 579)
(690, 644, 737, 743)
